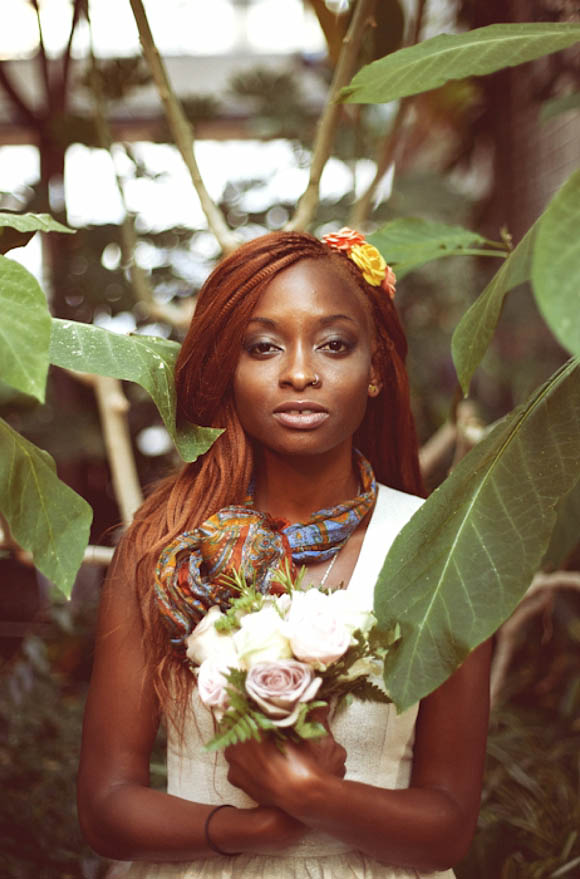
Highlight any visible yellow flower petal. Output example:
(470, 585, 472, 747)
(349, 243, 386, 286)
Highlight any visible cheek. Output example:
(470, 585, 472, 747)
(232, 362, 269, 427)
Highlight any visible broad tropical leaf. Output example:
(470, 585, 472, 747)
(341, 23, 580, 104)
(542, 478, 580, 570)
(375, 358, 580, 712)
(451, 225, 536, 395)
(0, 417, 92, 596)
(532, 169, 580, 358)
(368, 218, 499, 280)
(0, 255, 51, 402)
(0, 212, 74, 235)
(0, 212, 74, 252)
(49, 318, 221, 461)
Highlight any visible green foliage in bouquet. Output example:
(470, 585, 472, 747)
(204, 667, 328, 752)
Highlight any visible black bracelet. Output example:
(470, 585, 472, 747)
(204, 804, 239, 856)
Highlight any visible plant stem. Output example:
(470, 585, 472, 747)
(286, 0, 377, 232)
(491, 571, 580, 706)
(32, 0, 52, 109)
(87, 21, 194, 330)
(93, 376, 143, 527)
(128, 0, 238, 254)
(348, 99, 410, 228)
(349, 0, 429, 227)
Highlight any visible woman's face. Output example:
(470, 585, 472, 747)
(233, 258, 381, 459)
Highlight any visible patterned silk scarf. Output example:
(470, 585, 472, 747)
(154, 450, 377, 647)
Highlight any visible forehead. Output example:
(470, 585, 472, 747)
(250, 257, 372, 329)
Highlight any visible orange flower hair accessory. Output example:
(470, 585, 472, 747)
(322, 227, 396, 299)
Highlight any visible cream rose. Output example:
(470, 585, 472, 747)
(285, 589, 376, 668)
(326, 589, 376, 638)
(233, 605, 292, 668)
(186, 605, 238, 666)
(245, 660, 321, 727)
(197, 659, 231, 718)
(284, 589, 351, 667)
(348, 243, 387, 286)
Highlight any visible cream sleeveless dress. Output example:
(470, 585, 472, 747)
(119, 484, 455, 879)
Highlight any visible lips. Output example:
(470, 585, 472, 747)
(272, 400, 329, 430)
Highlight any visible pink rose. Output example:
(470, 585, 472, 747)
(245, 660, 321, 728)
(197, 659, 231, 718)
(285, 589, 351, 667)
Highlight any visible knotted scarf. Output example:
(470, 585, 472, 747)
(154, 450, 377, 647)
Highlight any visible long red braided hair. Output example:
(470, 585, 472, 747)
(108, 231, 423, 715)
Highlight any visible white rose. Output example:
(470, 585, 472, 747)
(197, 659, 231, 718)
(285, 589, 351, 668)
(186, 606, 239, 666)
(325, 589, 376, 638)
(233, 605, 292, 668)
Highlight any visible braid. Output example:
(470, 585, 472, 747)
(116, 230, 422, 719)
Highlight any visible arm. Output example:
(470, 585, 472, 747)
(77, 546, 304, 862)
(225, 638, 493, 871)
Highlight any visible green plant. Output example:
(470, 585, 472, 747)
(1, 22, 580, 714)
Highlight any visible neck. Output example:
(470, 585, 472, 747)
(252, 443, 359, 521)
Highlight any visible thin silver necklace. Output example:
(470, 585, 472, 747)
(318, 478, 360, 589)
(319, 549, 340, 588)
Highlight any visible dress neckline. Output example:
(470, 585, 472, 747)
(345, 483, 424, 607)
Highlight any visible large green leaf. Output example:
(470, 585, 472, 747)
(375, 358, 580, 712)
(451, 225, 536, 396)
(0, 212, 75, 234)
(49, 318, 221, 462)
(0, 212, 74, 253)
(368, 218, 500, 280)
(542, 478, 580, 570)
(532, 169, 580, 358)
(0, 417, 92, 597)
(0, 255, 51, 403)
(341, 23, 580, 104)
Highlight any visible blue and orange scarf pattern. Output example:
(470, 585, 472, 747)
(154, 451, 377, 646)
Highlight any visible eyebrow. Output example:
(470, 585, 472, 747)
(246, 314, 357, 328)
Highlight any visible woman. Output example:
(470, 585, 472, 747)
(78, 229, 491, 878)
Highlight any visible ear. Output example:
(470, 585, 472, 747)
(368, 359, 382, 398)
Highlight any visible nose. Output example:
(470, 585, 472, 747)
(279, 342, 319, 390)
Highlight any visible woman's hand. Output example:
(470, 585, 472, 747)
(225, 711, 346, 812)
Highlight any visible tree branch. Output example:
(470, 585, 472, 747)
(93, 376, 143, 527)
(348, 0, 429, 228)
(490, 570, 580, 705)
(410, 0, 427, 45)
(348, 98, 410, 228)
(87, 45, 194, 329)
(61, 0, 84, 109)
(32, 0, 52, 110)
(0, 61, 39, 126)
(286, 0, 377, 232)
(419, 401, 485, 483)
(128, 0, 239, 255)
(64, 367, 143, 529)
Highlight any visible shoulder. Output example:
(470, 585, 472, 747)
(374, 482, 424, 528)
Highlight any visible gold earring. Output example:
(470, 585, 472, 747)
(368, 383, 378, 396)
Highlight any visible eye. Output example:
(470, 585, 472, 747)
(245, 339, 281, 357)
(319, 337, 352, 354)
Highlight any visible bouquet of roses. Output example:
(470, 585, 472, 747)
(185, 566, 400, 750)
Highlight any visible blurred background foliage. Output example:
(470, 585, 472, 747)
(1, 0, 579, 876)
